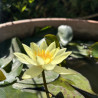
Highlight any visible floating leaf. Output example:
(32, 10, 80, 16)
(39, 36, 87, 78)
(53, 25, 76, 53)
(0, 60, 23, 85)
(44, 34, 60, 47)
(12, 83, 36, 90)
(0, 85, 46, 98)
(11, 37, 25, 53)
(0, 43, 13, 68)
(47, 68, 96, 97)
(48, 81, 84, 98)
(0, 38, 24, 85)
(34, 26, 57, 39)
(89, 42, 98, 58)
(61, 70, 95, 95)
(0, 37, 24, 70)
(68, 42, 88, 58)
(18, 71, 59, 84)
(41, 26, 51, 31)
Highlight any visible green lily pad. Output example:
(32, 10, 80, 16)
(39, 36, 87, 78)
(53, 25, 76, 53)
(0, 46, 13, 69)
(0, 60, 23, 85)
(0, 37, 24, 68)
(48, 80, 84, 98)
(61, 70, 95, 95)
(0, 37, 25, 85)
(68, 43, 88, 58)
(46, 68, 96, 97)
(89, 42, 98, 58)
(12, 83, 36, 89)
(48, 69, 96, 98)
(44, 34, 60, 47)
(18, 71, 59, 84)
(11, 37, 25, 53)
(0, 85, 46, 98)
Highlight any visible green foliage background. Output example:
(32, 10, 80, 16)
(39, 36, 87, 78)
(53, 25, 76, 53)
(1, 0, 98, 23)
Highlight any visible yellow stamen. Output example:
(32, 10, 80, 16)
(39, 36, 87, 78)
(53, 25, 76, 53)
(35, 49, 53, 64)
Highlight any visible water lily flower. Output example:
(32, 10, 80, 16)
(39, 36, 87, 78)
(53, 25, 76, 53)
(14, 41, 72, 79)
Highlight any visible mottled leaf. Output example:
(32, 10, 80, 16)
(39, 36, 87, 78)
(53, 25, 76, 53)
(18, 71, 59, 84)
(48, 80, 84, 98)
(0, 60, 23, 85)
(0, 85, 46, 98)
(61, 70, 95, 95)
(68, 42, 88, 58)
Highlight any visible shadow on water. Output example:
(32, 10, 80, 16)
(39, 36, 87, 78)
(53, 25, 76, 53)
(0, 39, 11, 58)
(67, 58, 98, 94)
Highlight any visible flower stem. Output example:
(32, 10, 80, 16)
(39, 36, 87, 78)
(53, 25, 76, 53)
(42, 70, 50, 98)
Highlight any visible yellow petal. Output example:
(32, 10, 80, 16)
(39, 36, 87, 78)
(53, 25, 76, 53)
(53, 66, 75, 74)
(50, 47, 60, 58)
(40, 41, 47, 50)
(30, 42, 39, 52)
(14, 53, 37, 65)
(54, 48, 67, 57)
(22, 44, 36, 61)
(36, 56, 44, 65)
(42, 63, 56, 70)
(46, 42, 56, 53)
(51, 51, 72, 64)
(45, 58, 50, 64)
(22, 66, 43, 79)
(50, 48, 60, 56)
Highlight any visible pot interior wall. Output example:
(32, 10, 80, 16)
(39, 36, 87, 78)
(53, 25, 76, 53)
(0, 18, 98, 43)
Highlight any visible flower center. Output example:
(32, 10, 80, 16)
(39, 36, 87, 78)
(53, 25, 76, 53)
(35, 49, 53, 64)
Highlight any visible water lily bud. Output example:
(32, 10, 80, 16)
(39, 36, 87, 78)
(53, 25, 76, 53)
(57, 25, 73, 46)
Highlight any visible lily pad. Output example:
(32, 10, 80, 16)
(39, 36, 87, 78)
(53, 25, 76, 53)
(89, 42, 98, 58)
(46, 68, 96, 97)
(0, 37, 24, 68)
(44, 34, 60, 47)
(18, 71, 59, 84)
(11, 37, 26, 54)
(12, 83, 36, 89)
(48, 80, 84, 98)
(0, 46, 13, 68)
(61, 70, 95, 95)
(68, 43, 88, 58)
(0, 85, 46, 98)
(0, 37, 25, 85)
(0, 60, 23, 85)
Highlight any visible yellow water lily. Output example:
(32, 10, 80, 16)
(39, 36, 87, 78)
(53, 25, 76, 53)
(14, 41, 72, 79)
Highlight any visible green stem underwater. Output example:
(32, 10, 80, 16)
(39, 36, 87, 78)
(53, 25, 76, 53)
(42, 70, 50, 98)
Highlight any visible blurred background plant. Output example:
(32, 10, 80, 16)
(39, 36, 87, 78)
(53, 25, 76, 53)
(1, 0, 98, 23)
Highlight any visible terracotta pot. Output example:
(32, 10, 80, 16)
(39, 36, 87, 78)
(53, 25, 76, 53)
(0, 18, 98, 43)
